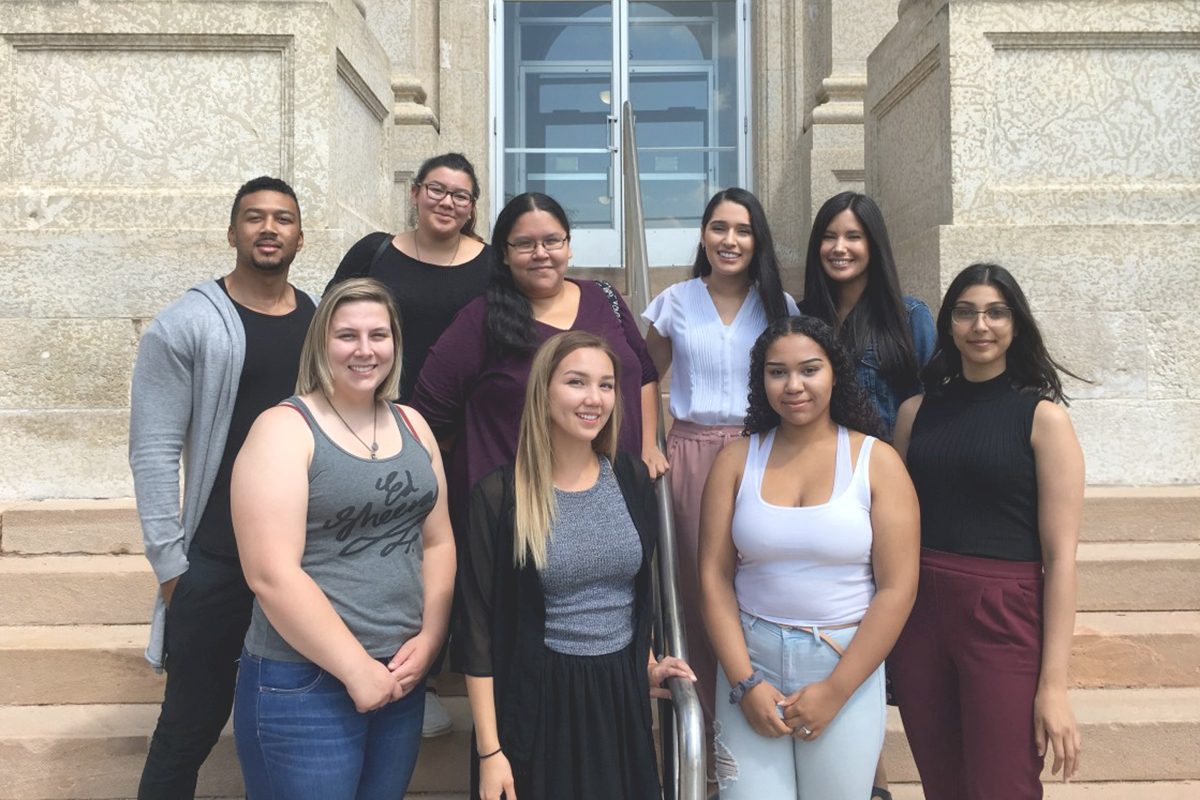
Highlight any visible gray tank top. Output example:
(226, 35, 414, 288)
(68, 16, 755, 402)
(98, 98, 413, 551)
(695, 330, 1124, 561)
(244, 396, 437, 662)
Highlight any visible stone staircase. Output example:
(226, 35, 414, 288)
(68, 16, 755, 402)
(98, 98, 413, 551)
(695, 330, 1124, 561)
(1, 492, 1198, 799)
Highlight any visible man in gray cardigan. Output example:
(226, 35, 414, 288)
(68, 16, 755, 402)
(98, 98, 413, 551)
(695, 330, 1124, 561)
(129, 176, 316, 799)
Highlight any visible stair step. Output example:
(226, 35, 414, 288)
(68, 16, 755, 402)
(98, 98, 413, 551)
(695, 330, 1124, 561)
(0, 625, 163, 705)
(0, 555, 155, 625)
(0, 697, 473, 800)
(888, 781, 1200, 799)
(1, 500, 142, 556)
(1072, 612, 1200, 688)
(1077, 543, 1200, 611)
(880, 688, 1200, 783)
(1081, 487, 1200, 542)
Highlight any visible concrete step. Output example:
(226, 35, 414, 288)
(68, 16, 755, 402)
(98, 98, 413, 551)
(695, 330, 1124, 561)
(879, 688, 1200, 784)
(0, 697, 473, 800)
(1072, 611, 1200, 688)
(0, 500, 142, 556)
(0, 555, 155, 625)
(888, 781, 1200, 799)
(3, 610, 1194, 708)
(1081, 487, 1200, 542)
(1077, 542, 1200, 611)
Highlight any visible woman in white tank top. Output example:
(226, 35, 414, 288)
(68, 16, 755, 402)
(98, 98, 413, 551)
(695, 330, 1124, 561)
(698, 315, 919, 799)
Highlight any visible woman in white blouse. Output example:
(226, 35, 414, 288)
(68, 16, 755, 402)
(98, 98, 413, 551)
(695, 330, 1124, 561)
(643, 187, 798, 764)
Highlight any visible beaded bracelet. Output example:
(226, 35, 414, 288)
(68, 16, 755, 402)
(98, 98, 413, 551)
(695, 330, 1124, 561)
(728, 669, 765, 705)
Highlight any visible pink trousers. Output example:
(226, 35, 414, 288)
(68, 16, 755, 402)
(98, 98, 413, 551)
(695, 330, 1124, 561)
(665, 419, 744, 730)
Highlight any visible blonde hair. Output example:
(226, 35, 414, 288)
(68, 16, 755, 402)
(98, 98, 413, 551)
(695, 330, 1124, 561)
(296, 278, 403, 401)
(514, 332, 622, 569)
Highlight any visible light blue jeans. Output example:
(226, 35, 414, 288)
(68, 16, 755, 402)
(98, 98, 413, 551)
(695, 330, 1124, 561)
(714, 612, 885, 799)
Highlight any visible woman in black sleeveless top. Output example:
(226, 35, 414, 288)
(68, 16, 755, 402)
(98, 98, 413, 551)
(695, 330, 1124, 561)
(889, 263, 1084, 799)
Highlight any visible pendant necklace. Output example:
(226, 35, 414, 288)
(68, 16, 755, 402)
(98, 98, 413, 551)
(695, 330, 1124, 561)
(415, 230, 462, 266)
(323, 391, 379, 459)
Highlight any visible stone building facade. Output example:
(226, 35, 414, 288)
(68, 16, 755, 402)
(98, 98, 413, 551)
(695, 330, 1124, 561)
(1, 0, 1196, 499)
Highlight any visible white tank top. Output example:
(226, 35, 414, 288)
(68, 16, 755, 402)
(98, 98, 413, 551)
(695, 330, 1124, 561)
(732, 425, 876, 627)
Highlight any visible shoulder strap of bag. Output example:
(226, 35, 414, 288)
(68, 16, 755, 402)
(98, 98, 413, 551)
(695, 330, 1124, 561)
(596, 280, 622, 321)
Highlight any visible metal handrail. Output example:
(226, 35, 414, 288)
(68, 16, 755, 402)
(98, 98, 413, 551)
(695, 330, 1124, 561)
(621, 100, 706, 800)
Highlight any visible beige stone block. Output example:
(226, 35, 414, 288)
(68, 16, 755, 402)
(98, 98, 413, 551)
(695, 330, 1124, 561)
(1082, 489, 1200, 542)
(1072, 611, 1200, 689)
(1069, 399, 1200, 485)
(1036, 310, 1148, 400)
(0, 410, 132, 500)
(1, 500, 143, 555)
(0, 625, 162, 705)
(1077, 543, 1200, 612)
(0, 555, 155, 625)
(0, 319, 137, 411)
(0, 704, 241, 800)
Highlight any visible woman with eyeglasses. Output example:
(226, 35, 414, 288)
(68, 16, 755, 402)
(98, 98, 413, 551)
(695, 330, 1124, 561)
(801, 192, 935, 441)
(457, 331, 694, 800)
(325, 152, 491, 403)
(412, 190, 663, 545)
(889, 263, 1084, 799)
(640, 188, 797, 768)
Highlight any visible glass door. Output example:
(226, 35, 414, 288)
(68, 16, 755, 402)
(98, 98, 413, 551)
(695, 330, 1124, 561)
(495, 1, 747, 267)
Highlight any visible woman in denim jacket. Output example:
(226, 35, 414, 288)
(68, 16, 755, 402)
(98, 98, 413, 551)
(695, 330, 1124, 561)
(800, 192, 935, 441)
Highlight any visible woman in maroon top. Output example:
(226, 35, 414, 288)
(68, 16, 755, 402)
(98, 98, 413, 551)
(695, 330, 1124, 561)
(411, 192, 664, 528)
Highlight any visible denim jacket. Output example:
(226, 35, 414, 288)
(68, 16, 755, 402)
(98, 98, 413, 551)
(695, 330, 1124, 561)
(856, 295, 936, 438)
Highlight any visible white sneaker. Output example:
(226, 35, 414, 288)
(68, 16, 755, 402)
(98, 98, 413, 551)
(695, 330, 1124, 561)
(422, 691, 453, 738)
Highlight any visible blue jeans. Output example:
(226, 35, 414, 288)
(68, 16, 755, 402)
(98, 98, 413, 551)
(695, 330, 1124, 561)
(233, 649, 425, 800)
(713, 612, 885, 799)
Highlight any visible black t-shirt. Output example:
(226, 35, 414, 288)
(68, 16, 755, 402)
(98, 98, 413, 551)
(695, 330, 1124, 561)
(326, 233, 492, 402)
(192, 280, 316, 560)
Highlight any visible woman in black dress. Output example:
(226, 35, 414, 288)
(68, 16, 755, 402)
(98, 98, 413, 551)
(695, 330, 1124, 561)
(456, 331, 694, 800)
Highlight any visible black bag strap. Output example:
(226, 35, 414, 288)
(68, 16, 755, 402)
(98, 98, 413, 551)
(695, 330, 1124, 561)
(365, 232, 394, 276)
(596, 280, 623, 322)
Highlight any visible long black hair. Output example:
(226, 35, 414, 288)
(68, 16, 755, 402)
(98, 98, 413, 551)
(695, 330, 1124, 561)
(692, 187, 790, 322)
(484, 192, 571, 359)
(922, 263, 1084, 405)
(414, 152, 481, 239)
(802, 192, 919, 394)
(744, 315, 885, 439)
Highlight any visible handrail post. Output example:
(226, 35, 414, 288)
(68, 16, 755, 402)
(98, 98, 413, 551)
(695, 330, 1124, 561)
(621, 100, 706, 800)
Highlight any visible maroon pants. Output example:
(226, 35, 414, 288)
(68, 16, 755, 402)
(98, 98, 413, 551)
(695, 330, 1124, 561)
(889, 548, 1045, 800)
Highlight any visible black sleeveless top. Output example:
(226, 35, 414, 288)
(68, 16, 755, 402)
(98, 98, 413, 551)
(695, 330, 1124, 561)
(907, 372, 1044, 562)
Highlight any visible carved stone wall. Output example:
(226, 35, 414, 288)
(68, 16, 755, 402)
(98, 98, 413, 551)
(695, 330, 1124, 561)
(0, 0, 394, 499)
(866, 0, 1200, 483)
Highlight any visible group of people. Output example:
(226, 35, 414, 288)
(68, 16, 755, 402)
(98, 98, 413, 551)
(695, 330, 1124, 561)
(129, 151, 1084, 800)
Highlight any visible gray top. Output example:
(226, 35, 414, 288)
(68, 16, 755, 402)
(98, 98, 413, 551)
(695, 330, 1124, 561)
(541, 457, 642, 656)
(129, 280, 247, 669)
(245, 397, 437, 662)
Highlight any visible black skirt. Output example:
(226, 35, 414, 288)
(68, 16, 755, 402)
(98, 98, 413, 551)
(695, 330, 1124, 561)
(478, 644, 662, 800)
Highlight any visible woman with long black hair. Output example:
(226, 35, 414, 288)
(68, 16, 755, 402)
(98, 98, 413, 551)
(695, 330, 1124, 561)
(890, 263, 1084, 799)
(801, 192, 935, 439)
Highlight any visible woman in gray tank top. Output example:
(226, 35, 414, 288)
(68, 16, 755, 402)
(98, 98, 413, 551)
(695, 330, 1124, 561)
(230, 278, 456, 800)
(457, 331, 695, 800)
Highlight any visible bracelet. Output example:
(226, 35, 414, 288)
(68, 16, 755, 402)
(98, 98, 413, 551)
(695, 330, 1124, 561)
(479, 746, 503, 760)
(728, 669, 765, 705)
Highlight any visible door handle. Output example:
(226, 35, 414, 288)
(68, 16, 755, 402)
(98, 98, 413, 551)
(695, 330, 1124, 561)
(607, 114, 619, 153)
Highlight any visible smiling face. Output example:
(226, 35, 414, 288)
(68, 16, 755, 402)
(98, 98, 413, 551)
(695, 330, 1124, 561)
(819, 208, 870, 293)
(763, 333, 835, 428)
(701, 200, 755, 280)
(949, 283, 1014, 380)
(547, 346, 616, 446)
(326, 300, 395, 396)
(413, 166, 476, 238)
(228, 189, 304, 273)
(505, 209, 572, 300)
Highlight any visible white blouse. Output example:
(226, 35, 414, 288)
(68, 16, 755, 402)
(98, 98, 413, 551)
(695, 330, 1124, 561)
(643, 278, 799, 426)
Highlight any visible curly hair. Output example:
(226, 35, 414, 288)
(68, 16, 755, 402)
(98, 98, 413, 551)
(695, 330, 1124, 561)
(744, 315, 885, 439)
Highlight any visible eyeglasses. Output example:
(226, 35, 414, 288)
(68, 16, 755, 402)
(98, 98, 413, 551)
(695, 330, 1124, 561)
(506, 235, 569, 254)
(951, 305, 1014, 324)
(417, 182, 474, 208)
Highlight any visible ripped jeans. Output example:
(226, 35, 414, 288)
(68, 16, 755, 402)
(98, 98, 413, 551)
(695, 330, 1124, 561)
(713, 611, 885, 799)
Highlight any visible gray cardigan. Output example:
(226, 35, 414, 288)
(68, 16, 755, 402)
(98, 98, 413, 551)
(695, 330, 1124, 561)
(129, 280, 245, 669)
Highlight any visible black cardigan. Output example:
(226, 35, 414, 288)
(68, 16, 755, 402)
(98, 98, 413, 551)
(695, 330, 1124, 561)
(454, 451, 660, 762)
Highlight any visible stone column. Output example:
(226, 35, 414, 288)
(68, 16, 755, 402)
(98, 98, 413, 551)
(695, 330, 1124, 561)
(802, 0, 898, 236)
(866, 0, 1200, 483)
